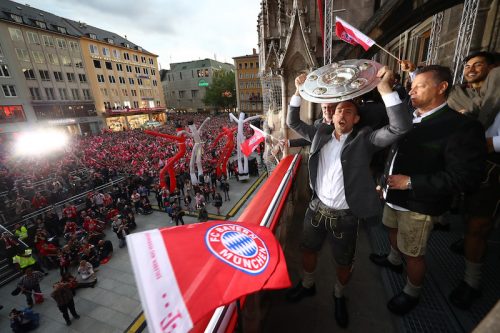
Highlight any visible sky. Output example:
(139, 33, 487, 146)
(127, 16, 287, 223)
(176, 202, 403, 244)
(21, 0, 261, 69)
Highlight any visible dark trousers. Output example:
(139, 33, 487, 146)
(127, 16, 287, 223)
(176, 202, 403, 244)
(175, 216, 184, 226)
(59, 265, 69, 277)
(58, 299, 78, 323)
(23, 286, 41, 307)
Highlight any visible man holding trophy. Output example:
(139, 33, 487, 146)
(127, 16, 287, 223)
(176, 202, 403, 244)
(285, 62, 412, 328)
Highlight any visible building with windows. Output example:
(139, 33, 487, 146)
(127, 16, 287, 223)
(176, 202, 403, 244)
(160, 68, 169, 111)
(0, 0, 165, 136)
(0, 2, 98, 135)
(162, 58, 234, 113)
(76, 23, 165, 131)
(233, 48, 263, 115)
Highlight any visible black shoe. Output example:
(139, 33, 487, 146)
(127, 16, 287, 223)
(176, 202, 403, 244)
(433, 223, 450, 231)
(369, 253, 403, 274)
(387, 291, 419, 315)
(450, 238, 464, 256)
(334, 296, 348, 328)
(73, 314, 81, 319)
(285, 281, 316, 302)
(66, 320, 72, 326)
(449, 281, 481, 309)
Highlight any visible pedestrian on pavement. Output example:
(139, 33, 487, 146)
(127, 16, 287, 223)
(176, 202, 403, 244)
(172, 203, 185, 226)
(221, 179, 230, 201)
(214, 193, 223, 215)
(51, 281, 80, 326)
(195, 192, 205, 210)
(15, 268, 45, 308)
(12, 248, 47, 274)
(184, 194, 193, 212)
(111, 215, 129, 248)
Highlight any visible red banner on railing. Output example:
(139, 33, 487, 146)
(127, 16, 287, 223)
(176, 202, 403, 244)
(127, 222, 290, 333)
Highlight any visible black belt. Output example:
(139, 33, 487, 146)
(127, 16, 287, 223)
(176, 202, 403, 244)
(317, 201, 352, 217)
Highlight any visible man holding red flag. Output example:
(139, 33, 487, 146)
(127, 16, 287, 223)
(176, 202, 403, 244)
(127, 221, 290, 333)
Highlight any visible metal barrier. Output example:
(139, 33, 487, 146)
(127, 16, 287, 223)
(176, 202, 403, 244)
(1, 175, 56, 197)
(0, 223, 28, 248)
(1, 176, 127, 231)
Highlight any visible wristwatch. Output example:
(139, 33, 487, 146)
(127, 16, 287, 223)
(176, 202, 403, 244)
(406, 177, 412, 190)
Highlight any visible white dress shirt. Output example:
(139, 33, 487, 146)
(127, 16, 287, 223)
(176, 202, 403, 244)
(292, 93, 405, 210)
(316, 133, 351, 209)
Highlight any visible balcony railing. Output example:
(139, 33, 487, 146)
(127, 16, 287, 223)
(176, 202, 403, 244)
(194, 154, 302, 333)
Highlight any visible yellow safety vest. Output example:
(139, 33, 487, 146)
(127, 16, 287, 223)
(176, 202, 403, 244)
(12, 255, 36, 268)
(15, 226, 28, 240)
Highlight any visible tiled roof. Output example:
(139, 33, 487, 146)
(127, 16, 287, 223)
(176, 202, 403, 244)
(0, 0, 152, 54)
(169, 58, 234, 72)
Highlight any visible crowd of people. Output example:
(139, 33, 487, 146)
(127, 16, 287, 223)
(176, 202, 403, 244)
(1, 170, 240, 331)
(75, 113, 255, 179)
(1, 174, 163, 330)
(0, 112, 262, 332)
(0, 113, 257, 226)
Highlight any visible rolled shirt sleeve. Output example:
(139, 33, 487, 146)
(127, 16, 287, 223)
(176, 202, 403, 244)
(381, 91, 402, 108)
(290, 95, 302, 107)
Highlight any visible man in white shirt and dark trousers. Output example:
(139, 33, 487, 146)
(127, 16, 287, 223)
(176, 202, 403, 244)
(285, 66, 412, 328)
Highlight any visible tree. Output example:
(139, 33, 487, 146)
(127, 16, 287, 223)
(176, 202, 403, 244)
(202, 70, 237, 111)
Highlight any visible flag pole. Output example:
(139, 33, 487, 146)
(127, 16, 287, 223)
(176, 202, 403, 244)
(374, 42, 401, 62)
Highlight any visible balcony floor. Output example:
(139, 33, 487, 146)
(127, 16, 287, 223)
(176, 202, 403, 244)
(261, 211, 500, 333)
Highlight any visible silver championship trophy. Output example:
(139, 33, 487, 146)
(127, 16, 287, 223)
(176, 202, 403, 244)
(299, 59, 382, 103)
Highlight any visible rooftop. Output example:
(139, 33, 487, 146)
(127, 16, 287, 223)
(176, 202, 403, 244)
(0, 0, 152, 54)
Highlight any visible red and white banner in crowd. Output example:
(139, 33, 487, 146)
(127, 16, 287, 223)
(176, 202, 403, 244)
(240, 125, 266, 157)
(127, 221, 290, 333)
(335, 16, 375, 51)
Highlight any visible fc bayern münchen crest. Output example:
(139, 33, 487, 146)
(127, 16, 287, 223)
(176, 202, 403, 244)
(205, 223, 269, 275)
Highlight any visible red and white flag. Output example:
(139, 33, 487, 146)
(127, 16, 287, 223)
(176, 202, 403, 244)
(127, 221, 290, 333)
(335, 17, 375, 51)
(240, 126, 265, 157)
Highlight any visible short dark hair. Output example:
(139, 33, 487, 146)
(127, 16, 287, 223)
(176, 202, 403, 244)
(416, 65, 453, 97)
(336, 100, 359, 115)
(463, 51, 496, 65)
